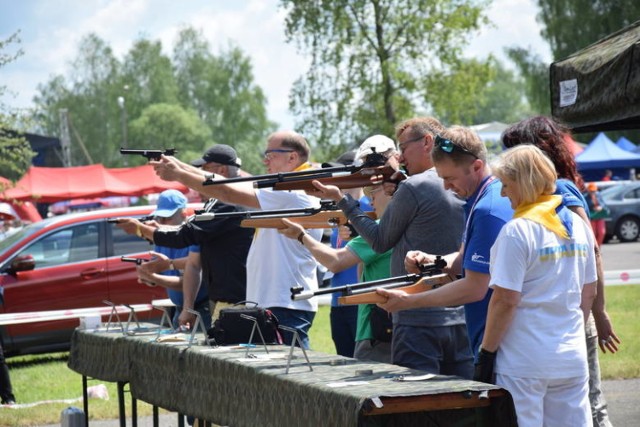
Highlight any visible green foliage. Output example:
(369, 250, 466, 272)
(537, 0, 640, 60)
(127, 103, 212, 166)
(281, 0, 490, 152)
(505, 47, 550, 115)
(0, 31, 36, 180)
(30, 28, 274, 172)
(508, 0, 640, 117)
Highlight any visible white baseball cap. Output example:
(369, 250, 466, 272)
(354, 135, 396, 166)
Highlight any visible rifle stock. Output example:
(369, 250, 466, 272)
(337, 274, 451, 305)
(270, 165, 397, 191)
(240, 210, 376, 229)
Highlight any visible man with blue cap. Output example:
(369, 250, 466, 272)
(123, 189, 211, 329)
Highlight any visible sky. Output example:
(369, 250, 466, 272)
(0, 0, 552, 130)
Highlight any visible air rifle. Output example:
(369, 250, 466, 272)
(193, 200, 375, 229)
(202, 150, 401, 191)
(290, 256, 450, 305)
(120, 148, 177, 161)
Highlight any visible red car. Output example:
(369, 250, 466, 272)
(0, 205, 169, 356)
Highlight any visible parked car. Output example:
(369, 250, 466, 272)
(0, 205, 170, 356)
(601, 182, 640, 242)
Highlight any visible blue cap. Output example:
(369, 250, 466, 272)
(151, 190, 187, 218)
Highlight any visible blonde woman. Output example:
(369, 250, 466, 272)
(478, 145, 597, 427)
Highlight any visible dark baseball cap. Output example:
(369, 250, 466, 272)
(191, 145, 241, 167)
(321, 150, 356, 168)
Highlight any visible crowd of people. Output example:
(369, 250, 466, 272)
(87, 114, 619, 426)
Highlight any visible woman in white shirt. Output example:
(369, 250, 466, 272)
(476, 144, 597, 427)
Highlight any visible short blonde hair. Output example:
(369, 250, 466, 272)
(432, 125, 487, 164)
(492, 144, 557, 205)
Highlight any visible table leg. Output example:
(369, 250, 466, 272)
(131, 395, 137, 427)
(153, 406, 159, 427)
(82, 376, 89, 427)
(117, 381, 126, 427)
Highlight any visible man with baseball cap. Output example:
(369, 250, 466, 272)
(118, 146, 252, 327)
(191, 145, 242, 168)
(118, 189, 211, 329)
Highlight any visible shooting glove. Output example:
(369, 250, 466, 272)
(473, 347, 497, 384)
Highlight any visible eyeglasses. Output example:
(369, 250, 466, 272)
(434, 135, 478, 159)
(263, 149, 294, 160)
(398, 135, 424, 153)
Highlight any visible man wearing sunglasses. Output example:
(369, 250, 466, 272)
(309, 118, 473, 378)
(151, 132, 322, 349)
(377, 126, 514, 366)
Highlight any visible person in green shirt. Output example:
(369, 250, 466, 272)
(279, 184, 393, 363)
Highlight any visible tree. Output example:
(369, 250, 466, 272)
(280, 0, 489, 155)
(509, 0, 640, 116)
(128, 103, 212, 166)
(0, 31, 35, 181)
(172, 28, 275, 174)
(33, 34, 122, 166)
(31, 27, 273, 173)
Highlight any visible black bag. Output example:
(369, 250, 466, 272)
(208, 302, 282, 345)
(369, 305, 393, 342)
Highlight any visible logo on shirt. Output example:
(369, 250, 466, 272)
(538, 243, 588, 261)
(471, 252, 489, 265)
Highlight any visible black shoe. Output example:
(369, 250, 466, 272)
(1, 399, 15, 405)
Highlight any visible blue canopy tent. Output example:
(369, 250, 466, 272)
(575, 133, 640, 180)
(616, 136, 637, 152)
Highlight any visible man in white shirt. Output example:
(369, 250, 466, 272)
(151, 131, 321, 348)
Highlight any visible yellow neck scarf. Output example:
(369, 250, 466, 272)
(293, 162, 314, 172)
(513, 195, 570, 239)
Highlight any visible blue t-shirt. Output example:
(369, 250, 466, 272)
(154, 244, 207, 307)
(461, 177, 514, 355)
(556, 178, 589, 215)
(329, 196, 373, 306)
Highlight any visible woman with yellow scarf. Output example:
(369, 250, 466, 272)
(477, 144, 597, 427)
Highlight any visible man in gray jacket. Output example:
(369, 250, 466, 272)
(310, 117, 472, 378)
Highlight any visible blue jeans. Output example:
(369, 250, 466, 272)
(267, 307, 315, 349)
(330, 305, 357, 357)
(392, 323, 474, 379)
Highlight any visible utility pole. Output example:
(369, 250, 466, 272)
(59, 109, 72, 167)
(117, 95, 128, 166)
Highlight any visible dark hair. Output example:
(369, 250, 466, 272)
(501, 116, 585, 191)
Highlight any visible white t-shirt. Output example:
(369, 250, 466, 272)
(489, 211, 597, 379)
(247, 189, 322, 312)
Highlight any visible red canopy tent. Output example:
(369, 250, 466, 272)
(0, 164, 187, 203)
(564, 135, 585, 156)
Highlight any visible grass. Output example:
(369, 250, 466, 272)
(2, 285, 638, 426)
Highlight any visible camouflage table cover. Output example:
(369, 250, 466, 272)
(69, 328, 517, 426)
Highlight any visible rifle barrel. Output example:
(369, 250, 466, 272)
(203, 165, 358, 186)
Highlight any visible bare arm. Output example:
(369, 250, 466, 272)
(480, 285, 521, 352)
(178, 252, 203, 328)
(377, 269, 490, 313)
(151, 156, 260, 208)
(569, 205, 620, 353)
(278, 218, 360, 273)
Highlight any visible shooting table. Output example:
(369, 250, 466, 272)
(68, 328, 516, 426)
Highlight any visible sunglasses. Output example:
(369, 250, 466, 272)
(434, 135, 478, 159)
(263, 149, 294, 159)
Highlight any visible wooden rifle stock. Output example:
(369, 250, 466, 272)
(337, 274, 451, 305)
(240, 210, 376, 229)
(270, 165, 399, 191)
